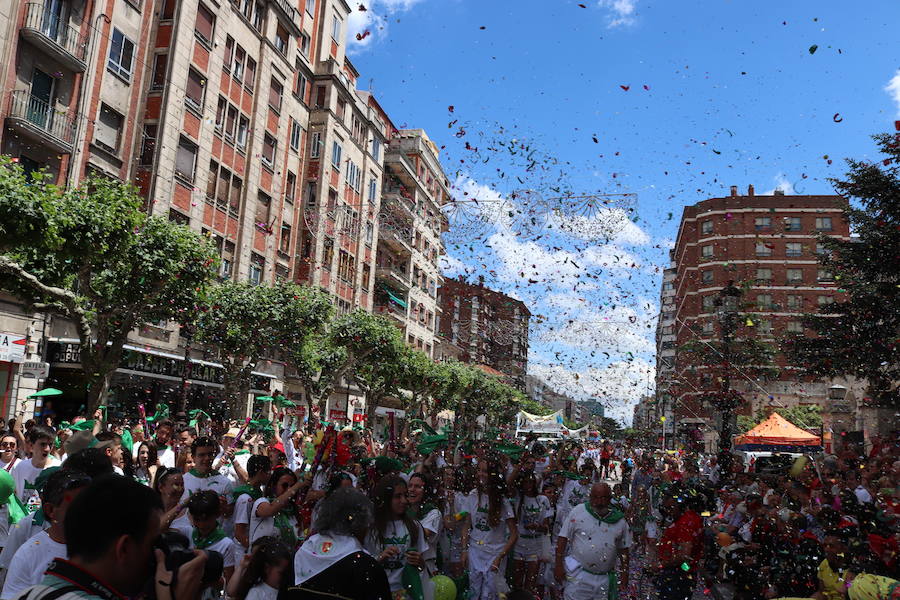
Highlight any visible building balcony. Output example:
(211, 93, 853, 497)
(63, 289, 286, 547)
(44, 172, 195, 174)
(374, 299, 407, 324)
(6, 90, 77, 154)
(379, 226, 413, 256)
(20, 3, 88, 72)
(375, 265, 410, 290)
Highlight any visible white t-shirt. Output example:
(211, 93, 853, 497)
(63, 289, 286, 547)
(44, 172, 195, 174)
(158, 446, 176, 469)
(0, 515, 45, 570)
(417, 508, 442, 564)
(189, 533, 236, 569)
(1, 530, 67, 598)
(181, 471, 235, 503)
(560, 480, 591, 515)
(12, 458, 60, 513)
(245, 582, 279, 600)
(249, 498, 297, 545)
(512, 495, 552, 536)
(364, 519, 428, 593)
(466, 493, 515, 557)
(855, 486, 873, 504)
(558, 503, 631, 574)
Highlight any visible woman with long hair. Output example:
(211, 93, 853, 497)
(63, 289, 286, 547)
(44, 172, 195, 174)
(407, 472, 442, 576)
(134, 440, 159, 486)
(461, 457, 518, 600)
(153, 467, 190, 538)
(365, 475, 427, 599)
(250, 466, 304, 548)
(511, 471, 551, 596)
(228, 535, 292, 600)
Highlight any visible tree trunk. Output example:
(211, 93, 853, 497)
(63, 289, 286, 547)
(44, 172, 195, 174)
(366, 392, 379, 431)
(85, 370, 114, 414)
(223, 363, 253, 420)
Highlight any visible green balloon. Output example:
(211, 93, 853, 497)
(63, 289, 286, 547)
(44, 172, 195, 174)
(0, 470, 13, 500)
(431, 575, 456, 600)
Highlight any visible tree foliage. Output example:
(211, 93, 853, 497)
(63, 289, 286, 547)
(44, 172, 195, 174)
(0, 160, 217, 411)
(736, 405, 822, 433)
(194, 282, 333, 417)
(784, 133, 900, 408)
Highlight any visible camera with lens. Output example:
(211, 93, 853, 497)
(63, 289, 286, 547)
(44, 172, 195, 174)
(145, 530, 224, 598)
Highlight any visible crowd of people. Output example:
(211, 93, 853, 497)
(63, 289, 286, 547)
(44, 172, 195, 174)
(0, 407, 894, 600)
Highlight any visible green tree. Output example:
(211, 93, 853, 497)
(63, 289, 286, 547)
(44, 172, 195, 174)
(194, 282, 332, 417)
(352, 333, 407, 425)
(785, 133, 900, 408)
(290, 310, 401, 421)
(396, 348, 449, 423)
(737, 405, 822, 433)
(0, 162, 217, 411)
(518, 398, 555, 416)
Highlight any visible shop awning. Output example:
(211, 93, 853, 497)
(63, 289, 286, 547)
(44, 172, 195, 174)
(385, 289, 407, 308)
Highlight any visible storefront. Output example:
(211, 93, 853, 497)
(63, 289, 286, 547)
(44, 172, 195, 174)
(46, 340, 278, 420)
(0, 331, 27, 418)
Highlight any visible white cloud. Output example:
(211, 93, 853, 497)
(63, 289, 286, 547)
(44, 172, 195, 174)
(347, 0, 425, 50)
(764, 173, 795, 195)
(886, 70, 900, 117)
(529, 359, 654, 424)
(598, 0, 638, 28)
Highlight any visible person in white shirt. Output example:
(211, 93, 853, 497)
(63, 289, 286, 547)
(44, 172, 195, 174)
(12, 426, 60, 514)
(0, 433, 20, 551)
(511, 472, 552, 596)
(180, 437, 235, 523)
(1, 469, 90, 599)
(153, 419, 177, 469)
(232, 455, 272, 561)
(228, 535, 291, 600)
(186, 490, 237, 590)
(555, 482, 631, 600)
(406, 472, 442, 576)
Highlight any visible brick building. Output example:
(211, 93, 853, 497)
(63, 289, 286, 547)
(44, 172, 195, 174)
(660, 185, 858, 451)
(438, 276, 530, 390)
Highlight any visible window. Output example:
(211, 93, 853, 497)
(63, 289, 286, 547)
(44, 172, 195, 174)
(816, 243, 830, 256)
(236, 116, 249, 150)
(285, 171, 296, 203)
(245, 58, 257, 91)
(224, 36, 234, 70)
(279, 223, 292, 253)
(786, 294, 802, 310)
(253, 1, 264, 31)
(817, 269, 834, 282)
(262, 133, 276, 166)
(107, 29, 135, 81)
(701, 321, 714, 335)
(220, 241, 234, 279)
(294, 68, 308, 100)
(175, 136, 197, 181)
(755, 268, 772, 283)
(274, 23, 289, 54)
(215, 96, 226, 130)
(701, 270, 713, 283)
(290, 120, 302, 151)
(299, 32, 310, 57)
(786, 268, 803, 284)
(161, 0, 176, 19)
(233, 45, 245, 80)
(139, 123, 157, 165)
(786, 242, 802, 257)
(787, 321, 803, 333)
(700, 220, 713, 234)
(337, 251, 353, 282)
(229, 176, 242, 216)
(368, 178, 378, 203)
(701, 245, 713, 258)
(757, 320, 772, 335)
(150, 53, 167, 90)
(322, 238, 334, 267)
(331, 14, 341, 40)
(365, 221, 373, 245)
(331, 140, 342, 169)
(194, 3, 215, 46)
(94, 104, 123, 153)
(249, 253, 264, 285)
(785, 216, 802, 231)
(314, 85, 326, 108)
(185, 69, 206, 112)
(269, 77, 283, 111)
(336, 98, 346, 120)
(362, 264, 370, 290)
(372, 137, 381, 160)
(310, 132, 321, 158)
(225, 105, 237, 139)
(817, 295, 834, 307)
(754, 216, 771, 230)
(169, 209, 189, 224)
(755, 242, 772, 257)
(702, 295, 715, 311)
(255, 192, 271, 225)
(305, 0, 315, 13)
(816, 216, 833, 231)
(241, 0, 252, 19)
(305, 182, 317, 208)
(757, 294, 772, 309)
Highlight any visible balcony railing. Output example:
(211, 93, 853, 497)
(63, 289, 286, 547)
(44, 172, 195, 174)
(21, 3, 88, 71)
(7, 90, 77, 153)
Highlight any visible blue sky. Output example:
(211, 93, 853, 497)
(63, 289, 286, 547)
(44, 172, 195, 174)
(348, 0, 900, 422)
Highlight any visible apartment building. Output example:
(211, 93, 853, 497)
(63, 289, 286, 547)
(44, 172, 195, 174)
(373, 129, 448, 358)
(660, 185, 857, 451)
(438, 276, 530, 390)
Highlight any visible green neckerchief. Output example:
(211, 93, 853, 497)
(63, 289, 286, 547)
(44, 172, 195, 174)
(120, 430, 133, 455)
(551, 470, 586, 480)
(401, 556, 425, 600)
(192, 526, 226, 550)
(4, 493, 27, 525)
(188, 468, 218, 479)
(272, 510, 297, 548)
(32, 508, 45, 526)
(407, 503, 438, 522)
(231, 484, 263, 503)
(234, 449, 251, 456)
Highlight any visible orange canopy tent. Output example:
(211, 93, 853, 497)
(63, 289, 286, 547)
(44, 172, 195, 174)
(733, 411, 821, 447)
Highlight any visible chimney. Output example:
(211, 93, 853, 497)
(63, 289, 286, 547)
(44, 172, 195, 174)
(730, 185, 738, 197)
(774, 189, 785, 196)
(748, 184, 755, 196)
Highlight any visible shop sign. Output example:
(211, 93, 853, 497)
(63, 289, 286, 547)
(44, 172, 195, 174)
(48, 342, 271, 391)
(329, 409, 347, 421)
(0, 333, 26, 364)
(352, 413, 366, 422)
(20, 361, 49, 379)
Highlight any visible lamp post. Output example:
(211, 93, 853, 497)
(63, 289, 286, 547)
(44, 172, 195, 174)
(713, 281, 742, 480)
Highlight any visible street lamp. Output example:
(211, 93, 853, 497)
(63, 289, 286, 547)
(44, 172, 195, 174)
(713, 281, 742, 479)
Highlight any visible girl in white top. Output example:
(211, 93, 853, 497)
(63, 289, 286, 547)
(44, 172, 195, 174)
(406, 472, 442, 576)
(250, 467, 303, 548)
(364, 475, 427, 598)
(439, 466, 472, 580)
(510, 471, 552, 596)
(227, 536, 292, 600)
(461, 457, 518, 600)
(133, 440, 159, 487)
